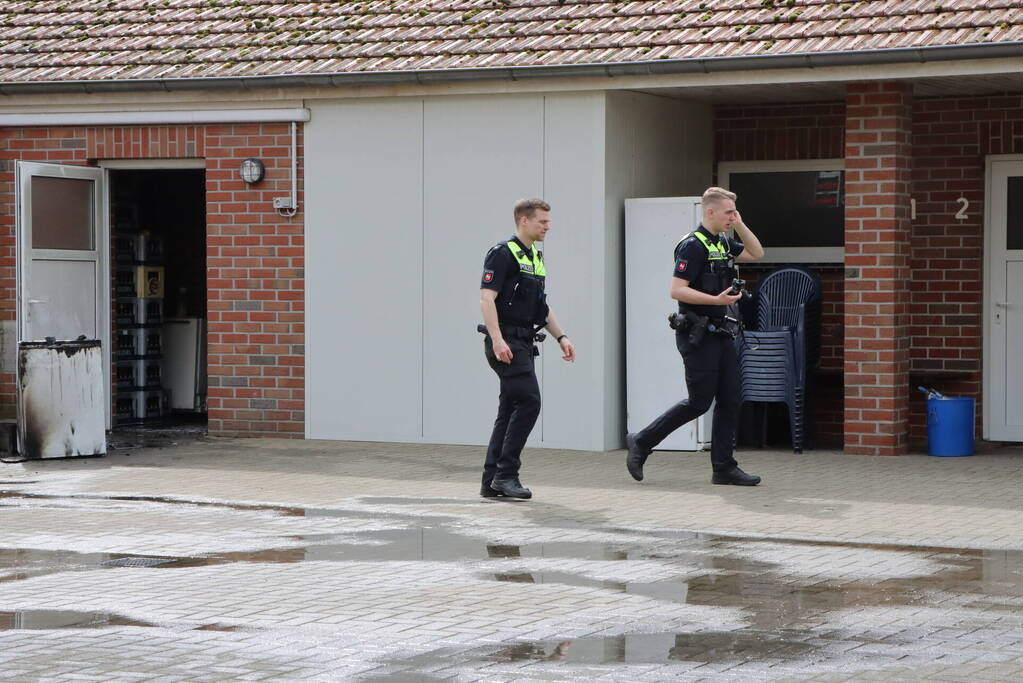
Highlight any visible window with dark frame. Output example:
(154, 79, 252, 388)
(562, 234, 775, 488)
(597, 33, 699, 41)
(728, 170, 845, 250)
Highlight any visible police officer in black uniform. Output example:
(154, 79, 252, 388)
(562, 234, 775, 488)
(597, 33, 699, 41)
(626, 187, 764, 486)
(479, 198, 575, 500)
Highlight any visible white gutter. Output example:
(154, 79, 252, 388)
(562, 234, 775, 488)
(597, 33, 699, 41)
(0, 108, 310, 126)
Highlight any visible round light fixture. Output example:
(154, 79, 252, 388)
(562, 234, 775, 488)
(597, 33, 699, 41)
(239, 158, 265, 184)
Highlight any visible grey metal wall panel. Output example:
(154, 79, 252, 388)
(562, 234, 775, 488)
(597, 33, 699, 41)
(305, 99, 424, 441)
(540, 92, 606, 449)
(305, 91, 711, 451)
(421, 95, 545, 445)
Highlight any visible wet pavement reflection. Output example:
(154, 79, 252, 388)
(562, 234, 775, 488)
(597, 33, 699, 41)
(0, 610, 154, 630)
(0, 491, 1021, 675)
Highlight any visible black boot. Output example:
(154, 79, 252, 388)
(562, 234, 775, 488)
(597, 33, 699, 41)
(711, 467, 761, 486)
(625, 433, 650, 482)
(490, 478, 532, 499)
(480, 483, 507, 498)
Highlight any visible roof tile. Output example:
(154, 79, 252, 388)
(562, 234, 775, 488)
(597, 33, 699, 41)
(0, 1, 1022, 83)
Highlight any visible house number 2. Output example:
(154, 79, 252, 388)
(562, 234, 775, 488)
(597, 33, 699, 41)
(910, 197, 970, 220)
(955, 197, 969, 220)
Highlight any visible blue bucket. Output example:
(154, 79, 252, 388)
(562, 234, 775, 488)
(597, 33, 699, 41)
(926, 397, 974, 457)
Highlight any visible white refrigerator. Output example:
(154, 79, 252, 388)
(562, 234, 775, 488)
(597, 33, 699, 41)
(625, 197, 712, 451)
(162, 317, 207, 412)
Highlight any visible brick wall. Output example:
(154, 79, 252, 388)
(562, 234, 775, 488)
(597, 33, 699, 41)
(0, 123, 304, 437)
(716, 91, 1020, 451)
(843, 81, 914, 456)
(906, 95, 1023, 443)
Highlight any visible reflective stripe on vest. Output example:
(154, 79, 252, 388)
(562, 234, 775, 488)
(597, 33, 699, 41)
(506, 241, 546, 276)
(678, 231, 729, 260)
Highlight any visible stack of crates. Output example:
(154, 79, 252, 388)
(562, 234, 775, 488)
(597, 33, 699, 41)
(114, 231, 166, 423)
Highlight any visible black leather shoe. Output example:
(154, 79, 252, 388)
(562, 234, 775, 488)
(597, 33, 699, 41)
(480, 484, 506, 498)
(625, 433, 650, 482)
(490, 478, 532, 499)
(712, 467, 761, 486)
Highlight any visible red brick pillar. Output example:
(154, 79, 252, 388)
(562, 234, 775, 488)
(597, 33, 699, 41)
(843, 82, 913, 455)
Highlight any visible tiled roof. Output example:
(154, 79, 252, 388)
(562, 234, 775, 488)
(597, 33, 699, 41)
(0, 1, 1022, 84)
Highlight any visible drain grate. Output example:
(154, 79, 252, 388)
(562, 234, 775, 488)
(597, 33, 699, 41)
(101, 557, 175, 568)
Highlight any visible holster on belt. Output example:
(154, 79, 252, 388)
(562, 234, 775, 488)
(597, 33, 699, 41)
(668, 311, 709, 347)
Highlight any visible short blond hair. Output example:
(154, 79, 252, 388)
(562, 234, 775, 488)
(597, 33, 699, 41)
(702, 187, 736, 206)
(513, 198, 551, 223)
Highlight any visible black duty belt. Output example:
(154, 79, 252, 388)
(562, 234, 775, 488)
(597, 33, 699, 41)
(498, 324, 536, 339)
(477, 323, 546, 343)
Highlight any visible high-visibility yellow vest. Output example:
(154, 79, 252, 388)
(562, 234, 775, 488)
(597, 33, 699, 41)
(678, 230, 730, 261)
(506, 241, 546, 277)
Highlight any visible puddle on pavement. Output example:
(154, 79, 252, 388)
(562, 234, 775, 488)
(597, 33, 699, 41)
(481, 630, 817, 665)
(0, 490, 307, 517)
(361, 496, 486, 506)
(2, 489, 1022, 651)
(107, 420, 208, 450)
(193, 623, 245, 632)
(0, 610, 155, 630)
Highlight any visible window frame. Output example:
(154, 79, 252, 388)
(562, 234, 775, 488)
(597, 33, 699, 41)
(718, 158, 846, 263)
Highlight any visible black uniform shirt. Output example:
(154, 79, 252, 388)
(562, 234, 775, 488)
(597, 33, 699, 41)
(673, 225, 744, 318)
(673, 225, 744, 284)
(480, 236, 525, 294)
(481, 236, 542, 326)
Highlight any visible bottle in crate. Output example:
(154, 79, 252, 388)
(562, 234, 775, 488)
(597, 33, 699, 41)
(138, 390, 165, 420)
(115, 328, 138, 359)
(114, 394, 136, 423)
(141, 360, 161, 388)
(143, 328, 162, 356)
(114, 360, 160, 390)
(142, 299, 163, 324)
(136, 232, 164, 263)
(116, 298, 163, 327)
(115, 267, 137, 298)
(115, 299, 139, 327)
(114, 234, 139, 264)
(115, 361, 138, 390)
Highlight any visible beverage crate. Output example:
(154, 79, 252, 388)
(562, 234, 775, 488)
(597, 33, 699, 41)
(114, 266, 164, 298)
(114, 390, 166, 421)
(115, 360, 161, 390)
(115, 267, 137, 298)
(115, 327, 162, 359)
(114, 394, 136, 423)
(114, 234, 138, 263)
(115, 298, 163, 327)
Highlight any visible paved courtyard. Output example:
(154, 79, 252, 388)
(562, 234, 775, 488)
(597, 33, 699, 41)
(0, 432, 1021, 681)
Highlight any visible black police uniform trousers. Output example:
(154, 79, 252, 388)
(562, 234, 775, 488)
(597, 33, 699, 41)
(632, 330, 740, 473)
(482, 334, 541, 486)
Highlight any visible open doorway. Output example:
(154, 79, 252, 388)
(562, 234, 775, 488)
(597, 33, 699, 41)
(107, 167, 207, 430)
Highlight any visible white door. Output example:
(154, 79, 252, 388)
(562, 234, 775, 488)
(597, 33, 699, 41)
(985, 159, 1023, 441)
(16, 162, 109, 425)
(625, 197, 711, 451)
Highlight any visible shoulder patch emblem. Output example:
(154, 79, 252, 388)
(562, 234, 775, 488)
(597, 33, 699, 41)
(483, 270, 494, 283)
(676, 260, 687, 272)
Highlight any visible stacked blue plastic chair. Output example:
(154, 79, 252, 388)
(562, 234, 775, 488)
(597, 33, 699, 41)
(739, 267, 822, 453)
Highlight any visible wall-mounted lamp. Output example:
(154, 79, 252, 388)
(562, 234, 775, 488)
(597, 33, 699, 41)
(239, 157, 265, 184)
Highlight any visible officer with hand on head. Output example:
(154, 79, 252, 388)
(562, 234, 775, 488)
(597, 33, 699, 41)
(478, 198, 575, 500)
(626, 186, 765, 486)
